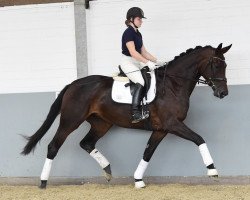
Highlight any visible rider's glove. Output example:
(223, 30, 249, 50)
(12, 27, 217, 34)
(145, 61, 158, 71)
(155, 60, 168, 67)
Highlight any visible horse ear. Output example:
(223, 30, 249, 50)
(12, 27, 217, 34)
(217, 43, 223, 50)
(221, 44, 232, 54)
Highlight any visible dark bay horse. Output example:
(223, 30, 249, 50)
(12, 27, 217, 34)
(22, 43, 232, 189)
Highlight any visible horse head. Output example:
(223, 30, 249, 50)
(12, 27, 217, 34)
(199, 43, 232, 99)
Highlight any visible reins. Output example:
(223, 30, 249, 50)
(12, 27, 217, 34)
(72, 56, 226, 89)
(157, 63, 208, 95)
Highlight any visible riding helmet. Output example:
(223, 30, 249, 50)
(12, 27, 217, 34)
(126, 7, 146, 19)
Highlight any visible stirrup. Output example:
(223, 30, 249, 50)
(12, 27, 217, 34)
(143, 110, 149, 119)
(131, 111, 149, 123)
(132, 113, 144, 123)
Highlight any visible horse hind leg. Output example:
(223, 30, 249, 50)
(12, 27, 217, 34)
(80, 116, 113, 181)
(40, 110, 87, 189)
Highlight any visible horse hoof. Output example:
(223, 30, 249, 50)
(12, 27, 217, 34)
(39, 180, 47, 189)
(103, 165, 112, 182)
(207, 169, 218, 177)
(135, 180, 146, 189)
(104, 172, 112, 182)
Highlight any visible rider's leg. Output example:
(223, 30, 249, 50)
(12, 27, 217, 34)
(120, 56, 145, 85)
(131, 83, 144, 123)
(120, 56, 145, 123)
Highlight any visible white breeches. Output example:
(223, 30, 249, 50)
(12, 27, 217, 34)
(120, 55, 145, 86)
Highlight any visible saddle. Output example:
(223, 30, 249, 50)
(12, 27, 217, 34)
(111, 66, 156, 104)
(117, 66, 151, 100)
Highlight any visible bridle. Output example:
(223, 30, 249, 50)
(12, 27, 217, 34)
(160, 56, 227, 90)
(158, 56, 227, 95)
(199, 56, 227, 90)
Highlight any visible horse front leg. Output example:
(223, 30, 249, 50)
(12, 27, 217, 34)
(169, 119, 218, 177)
(134, 131, 167, 188)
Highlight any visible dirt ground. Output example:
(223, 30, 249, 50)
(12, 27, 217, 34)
(1, 184, 250, 200)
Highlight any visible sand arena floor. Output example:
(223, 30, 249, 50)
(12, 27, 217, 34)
(1, 184, 250, 200)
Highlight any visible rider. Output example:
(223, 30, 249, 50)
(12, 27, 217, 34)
(121, 7, 166, 123)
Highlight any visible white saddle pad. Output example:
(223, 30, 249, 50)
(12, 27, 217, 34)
(111, 71, 156, 104)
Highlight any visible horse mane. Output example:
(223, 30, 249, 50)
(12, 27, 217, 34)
(155, 45, 213, 83)
(166, 45, 213, 66)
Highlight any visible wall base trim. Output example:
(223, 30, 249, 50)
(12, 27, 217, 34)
(1, 176, 250, 186)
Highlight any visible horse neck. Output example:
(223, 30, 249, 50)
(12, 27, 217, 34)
(164, 49, 212, 97)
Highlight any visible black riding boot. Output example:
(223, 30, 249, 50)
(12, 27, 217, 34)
(131, 83, 144, 123)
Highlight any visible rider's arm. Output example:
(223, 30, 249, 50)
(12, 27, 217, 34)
(126, 41, 148, 64)
(141, 45, 157, 62)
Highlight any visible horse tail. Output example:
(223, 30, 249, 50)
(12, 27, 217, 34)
(21, 85, 69, 155)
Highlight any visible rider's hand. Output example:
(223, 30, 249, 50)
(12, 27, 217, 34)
(155, 60, 168, 67)
(146, 61, 158, 71)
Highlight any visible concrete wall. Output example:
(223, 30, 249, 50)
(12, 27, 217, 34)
(0, 2, 77, 94)
(86, 0, 250, 85)
(0, 0, 73, 7)
(1, 85, 250, 177)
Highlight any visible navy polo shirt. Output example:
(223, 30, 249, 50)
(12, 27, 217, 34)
(122, 25, 143, 56)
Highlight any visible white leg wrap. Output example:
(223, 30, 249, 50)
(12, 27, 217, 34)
(134, 159, 149, 180)
(90, 149, 110, 169)
(199, 143, 214, 166)
(40, 158, 53, 181)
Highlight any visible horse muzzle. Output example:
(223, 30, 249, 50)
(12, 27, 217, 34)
(213, 88, 228, 99)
